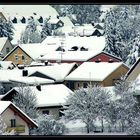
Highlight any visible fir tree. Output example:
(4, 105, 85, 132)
(0, 18, 14, 41)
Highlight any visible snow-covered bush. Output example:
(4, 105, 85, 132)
(0, 116, 15, 135)
(30, 115, 65, 135)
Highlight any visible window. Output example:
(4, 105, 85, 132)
(11, 119, 16, 127)
(83, 82, 88, 88)
(42, 110, 49, 115)
(22, 55, 25, 60)
(77, 83, 80, 87)
(6, 48, 10, 54)
(12, 17, 17, 23)
(15, 55, 19, 61)
(21, 17, 26, 23)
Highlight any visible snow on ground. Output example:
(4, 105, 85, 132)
(59, 118, 126, 135)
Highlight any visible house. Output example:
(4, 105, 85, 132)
(0, 12, 7, 21)
(48, 18, 64, 30)
(91, 29, 104, 36)
(125, 57, 140, 82)
(87, 51, 122, 62)
(65, 62, 129, 90)
(94, 23, 104, 30)
(0, 69, 23, 94)
(0, 37, 14, 59)
(38, 51, 122, 65)
(0, 101, 37, 135)
(39, 36, 106, 64)
(1, 84, 74, 119)
(2, 43, 49, 65)
(17, 63, 77, 83)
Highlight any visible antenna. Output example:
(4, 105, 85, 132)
(59, 35, 66, 63)
(89, 72, 92, 88)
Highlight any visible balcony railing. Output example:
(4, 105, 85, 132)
(6, 125, 25, 133)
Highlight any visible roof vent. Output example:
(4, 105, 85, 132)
(108, 59, 114, 63)
(44, 61, 48, 66)
(22, 70, 28, 76)
(36, 85, 41, 91)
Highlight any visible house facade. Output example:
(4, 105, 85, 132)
(0, 37, 14, 59)
(125, 58, 140, 82)
(65, 62, 129, 90)
(0, 101, 37, 135)
(2, 46, 33, 65)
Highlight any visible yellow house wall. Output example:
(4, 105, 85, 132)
(126, 63, 140, 82)
(4, 47, 33, 65)
(102, 65, 129, 86)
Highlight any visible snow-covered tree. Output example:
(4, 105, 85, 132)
(0, 18, 14, 41)
(52, 5, 101, 25)
(0, 83, 5, 95)
(30, 114, 65, 135)
(0, 116, 15, 135)
(63, 84, 111, 133)
(12, 84, 38, 119)
(71, 5, 101, 25)
(104, 5, 140, 62)
(113, 76, 139, 132)
(41, 17, 52, 41)
(20, 17, 41, 44)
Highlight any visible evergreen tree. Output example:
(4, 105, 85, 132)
(20, 17, 41, 44)
(104, 5, 140, 62)
(0, 18, 14, 41)
(41, 18, 52, 41)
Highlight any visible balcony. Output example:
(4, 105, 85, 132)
(6, 125, 25, 133)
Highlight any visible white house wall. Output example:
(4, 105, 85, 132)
(1, 108, 29, 135)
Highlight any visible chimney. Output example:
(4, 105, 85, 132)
(36, 85, 41, 91)
(44, 61, 48, 66)
(108, 59, 114, 63)
(95, 59, 101, 63)
(22, 70, 28, 76)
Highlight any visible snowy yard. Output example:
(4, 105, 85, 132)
(60, 119, 127, 135)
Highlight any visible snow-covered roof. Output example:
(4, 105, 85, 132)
(0, 37, 8, 51)
(0, 69, 22, 82)
(0, 5, 58, 19)
(59, 16, 74, 27)
(38, 51, 102, 62)
(11, 24, 42, 45)
(0, 61, 15, 69)
(0, 101, 38, 127)
(9, 76, 55, 85)
(41, 36, 106, 52)
(65, 62, 123, 81)
(48, 18, 60, 24)
(26, 63, 76, 82)
(12, 84, 74, 107)
(0, 100, 10, 114)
